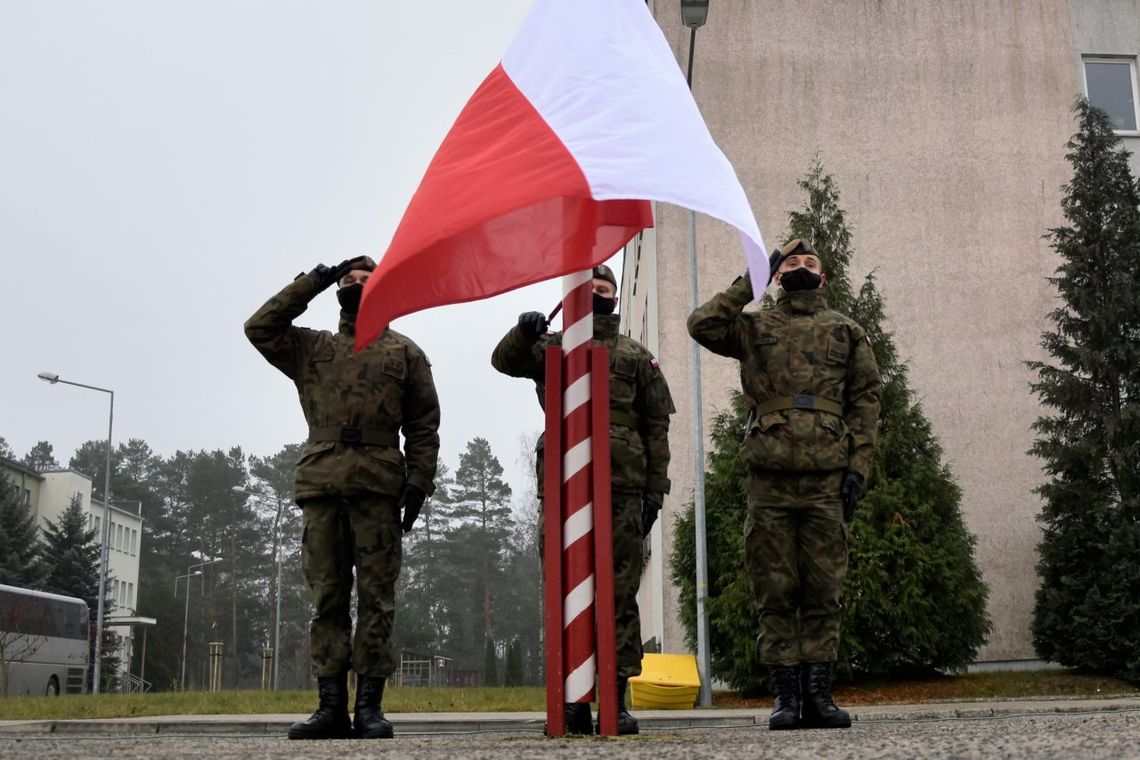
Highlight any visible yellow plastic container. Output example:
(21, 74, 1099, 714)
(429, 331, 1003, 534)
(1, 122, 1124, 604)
(629, 653, 701, 710)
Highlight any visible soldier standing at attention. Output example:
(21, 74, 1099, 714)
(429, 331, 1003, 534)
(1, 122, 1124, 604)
(245, 256, 440, 740)
(491, 264, 675, 736)
(687, 240, 880, 731)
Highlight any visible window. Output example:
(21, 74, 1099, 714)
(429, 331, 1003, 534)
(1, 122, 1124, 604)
(127, 582, 134, 609)
(1083, 57, 1139, 133)
(131, 528, 137, 555)
(23, 488, 31, 505)
(117, 524, 124, 551)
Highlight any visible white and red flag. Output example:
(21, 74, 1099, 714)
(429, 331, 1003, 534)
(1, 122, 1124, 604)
(355, 0, 767, 349)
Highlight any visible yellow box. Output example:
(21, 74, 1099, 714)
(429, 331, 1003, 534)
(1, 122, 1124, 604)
(629, 653, 701, 710)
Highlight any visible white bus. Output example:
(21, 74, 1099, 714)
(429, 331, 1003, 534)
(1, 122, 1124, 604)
(0, 584, 89, 697)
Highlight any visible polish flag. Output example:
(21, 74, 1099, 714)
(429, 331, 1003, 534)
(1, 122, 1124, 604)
(356, 0, 768, 350)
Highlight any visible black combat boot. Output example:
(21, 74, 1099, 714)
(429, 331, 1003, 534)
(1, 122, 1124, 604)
(564, 702, 593, 735)
(768, 665, 801, 730)
(288, 674, 352, 740)
(801, 662, 851, 729)
(353, 676, 394, 739)
(616, 678, 639, 735)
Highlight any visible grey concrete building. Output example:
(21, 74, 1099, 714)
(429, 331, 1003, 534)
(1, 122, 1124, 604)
(624, 0, 1140, 665)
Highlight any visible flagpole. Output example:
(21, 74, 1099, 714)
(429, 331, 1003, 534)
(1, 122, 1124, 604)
(559, 271, 598, 709)
(684, 3, 714, 711)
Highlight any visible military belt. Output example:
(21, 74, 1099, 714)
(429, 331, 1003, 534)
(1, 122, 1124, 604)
(308, 426, 399, 448)
(753, 395, 844, 418)
(609, 410, 638, 429)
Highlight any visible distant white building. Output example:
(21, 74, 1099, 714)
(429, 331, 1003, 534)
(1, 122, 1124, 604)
(1, 457, 144, 689)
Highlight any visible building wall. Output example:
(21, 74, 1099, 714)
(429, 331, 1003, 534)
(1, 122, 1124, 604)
(0, 458, 43, 516)
(635, 0, 1090, 663)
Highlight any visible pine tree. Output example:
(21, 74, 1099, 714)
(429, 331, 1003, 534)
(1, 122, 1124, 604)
(1030, 99, 1140, 680)
(0, 437, 15, 460)
(671, 158, 990, 690)
(483, 636, 499, 687)
(503, 639, 524, 687)
(0, 475, 46, 588)
(22, 441, 59, 472)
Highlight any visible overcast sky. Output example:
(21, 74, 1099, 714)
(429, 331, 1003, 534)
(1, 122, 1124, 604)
(0, 0, 632, 505)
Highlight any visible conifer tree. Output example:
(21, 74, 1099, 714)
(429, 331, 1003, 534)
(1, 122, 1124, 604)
(1030, 100, 1140, 680)
(0, 475, 46, 589)
(41, 494, 100, 604)
(671, 158, 990, 690)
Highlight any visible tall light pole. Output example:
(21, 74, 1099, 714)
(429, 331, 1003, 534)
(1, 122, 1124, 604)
(38, 371, 114, 695)
(679, 0, 714, 709)
(177, 557, 224, 690)
(233, 484, 283, 690)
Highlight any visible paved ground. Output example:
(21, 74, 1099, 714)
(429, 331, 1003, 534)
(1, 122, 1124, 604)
(2, 699, 1139, 759)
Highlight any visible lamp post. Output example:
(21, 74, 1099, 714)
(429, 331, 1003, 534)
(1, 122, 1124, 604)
(177, 557, 224, 690)
(679, 0, 714, 709)
(38, 371, 114, 695)
(233, 485, 283, 690)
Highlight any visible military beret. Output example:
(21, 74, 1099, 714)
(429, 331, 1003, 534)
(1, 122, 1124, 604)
(771, 238, 820, 271)
(592, 263, 618, 289)
(344, 255, 377, 273)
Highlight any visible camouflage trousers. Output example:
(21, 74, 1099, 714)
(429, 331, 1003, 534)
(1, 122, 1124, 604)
(300, 494, 402, 678)
(744, 470, 847, 665)
(537, 491, 646, 680)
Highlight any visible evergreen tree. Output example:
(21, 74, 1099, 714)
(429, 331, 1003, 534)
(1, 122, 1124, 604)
(0, 436, 15, 460)
(503, 638, 524, 687)
(1030, 99, 1140, 680)
(0, 474, 46, 588)
(41, 494, 100, 603)
(22, 440, 59, 472)
(441, 438, 514, 659)
(671, 158, 990, 690)
(483, 636, 499, 687)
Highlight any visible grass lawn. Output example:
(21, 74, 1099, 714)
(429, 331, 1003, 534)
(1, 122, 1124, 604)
(1, 671, 1135, 720)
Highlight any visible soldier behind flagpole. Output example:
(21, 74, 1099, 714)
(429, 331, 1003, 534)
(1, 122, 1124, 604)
(491, 263, 675, 736)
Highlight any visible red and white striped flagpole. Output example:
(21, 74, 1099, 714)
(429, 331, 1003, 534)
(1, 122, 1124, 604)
(559, 270, 597, 705)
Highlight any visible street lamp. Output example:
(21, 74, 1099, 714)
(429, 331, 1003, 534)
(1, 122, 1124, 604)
(38, 371, 114, 695)
(677, 0, 714, 710)
(233, 485, 283, 690)
(176, 557, 224, 690)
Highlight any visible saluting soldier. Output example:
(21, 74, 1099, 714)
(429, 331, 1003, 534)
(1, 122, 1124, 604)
(245, 256, 440, 740)
(491, 264, 674, 736)
(687, 240, 880, 731)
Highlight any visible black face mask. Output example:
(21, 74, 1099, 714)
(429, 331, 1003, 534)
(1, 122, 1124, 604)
(779, 267, 822, 292)
(337, 283, 364, 315)
(593, 293, 616, 316)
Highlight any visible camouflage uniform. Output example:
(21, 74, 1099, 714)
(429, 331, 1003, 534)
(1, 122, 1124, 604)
(245, 274, 440, 678)
(491, 313, 674, 679)
(687, 277, 880, 665)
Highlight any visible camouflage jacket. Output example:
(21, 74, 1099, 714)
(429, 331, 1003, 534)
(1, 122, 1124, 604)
(687, 278, 881, 479)
(491, 314, 675, 497)
(245, 275, 440, 501)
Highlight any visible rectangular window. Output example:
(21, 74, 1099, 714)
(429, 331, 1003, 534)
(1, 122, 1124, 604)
(1083, 56, 1139, 133)
(94, 516, 100, 535)
(117, 525, 124, 551)
(128, 582, 134, 609)
(112, 580, 119, 602)
(23, 488, 31, 505)
(132, 528, 137, 555)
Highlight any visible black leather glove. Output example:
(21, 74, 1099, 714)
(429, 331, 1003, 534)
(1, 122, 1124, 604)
(307, 259, 354, 291)
(840, 470, 864, 523)
(641, 494, 662, 539)
(766, 249, 783, 285)
(398, 483, 427, 532)
(518, 311, 549, 340)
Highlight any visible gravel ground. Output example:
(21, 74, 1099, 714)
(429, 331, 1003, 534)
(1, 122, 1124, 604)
(2, 710, 1139, 759)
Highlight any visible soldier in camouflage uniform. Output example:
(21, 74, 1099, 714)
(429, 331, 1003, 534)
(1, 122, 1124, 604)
(491, 264, 674, 736)
(687, 240, 880, 731)
(245, 256, 440, 740)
